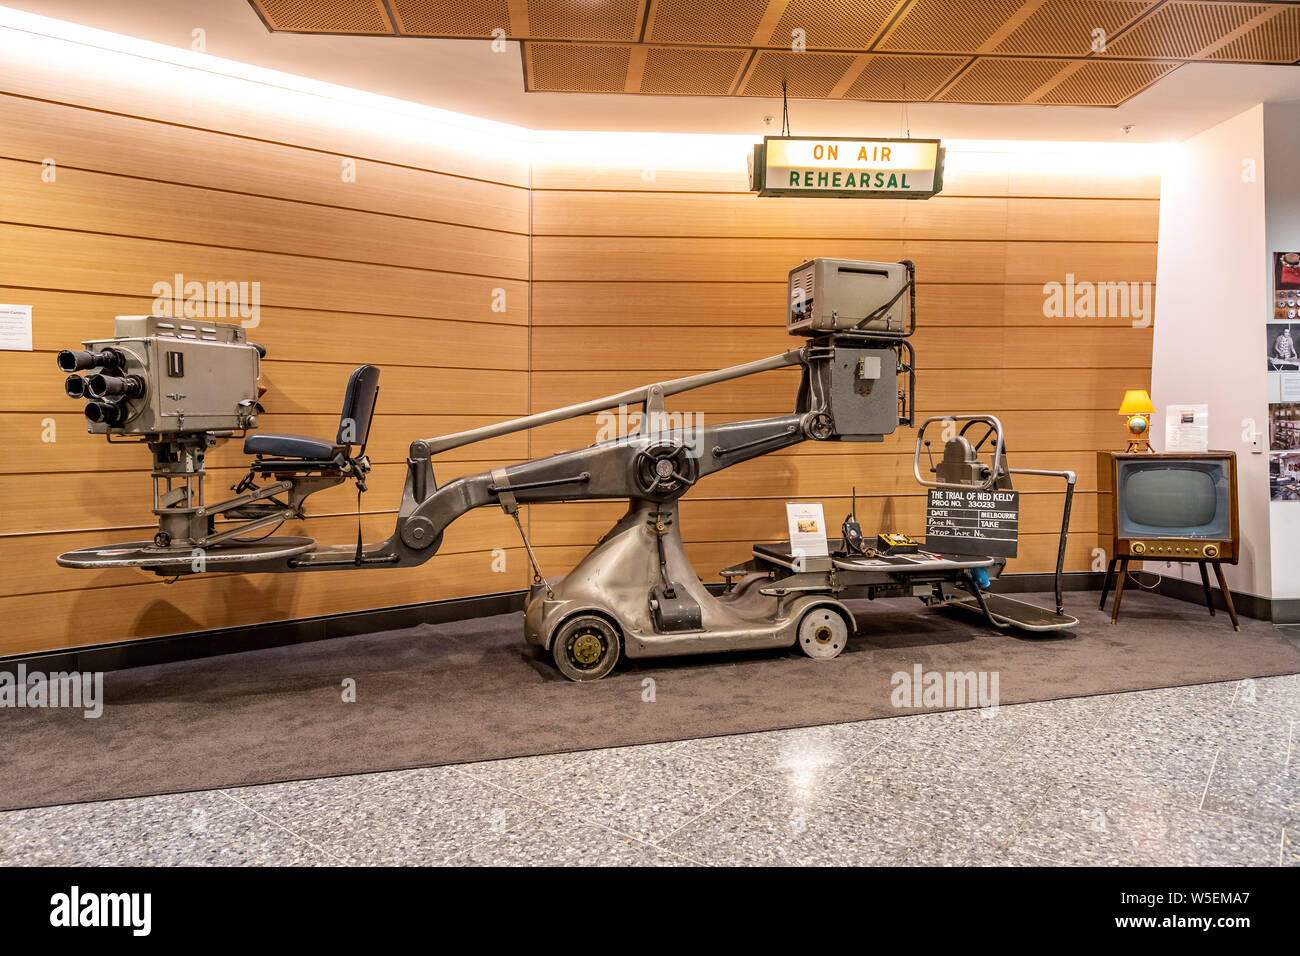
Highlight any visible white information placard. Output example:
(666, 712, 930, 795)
(0, 304, 32, 351)
(786, 502, 829, 559)
(1165, 403, 1209, 453)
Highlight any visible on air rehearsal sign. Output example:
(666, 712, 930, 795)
(750, 136, 944, 199)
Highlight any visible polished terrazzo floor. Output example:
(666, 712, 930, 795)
(2, 675, 1295, 866)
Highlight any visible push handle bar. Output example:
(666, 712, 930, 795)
(1007, 467, 1077, 615)
(912, 414, 1007, 491)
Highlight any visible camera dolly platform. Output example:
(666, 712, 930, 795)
(727, 542, 1075, 634)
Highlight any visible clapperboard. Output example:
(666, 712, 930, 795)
(925, 487, 1019, 557)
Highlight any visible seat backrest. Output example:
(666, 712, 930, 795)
(337, 364, 380, 451)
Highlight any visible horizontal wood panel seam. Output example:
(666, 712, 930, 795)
(0, 93, 532, 192)
(0, 156, 531, 239)
(530, 189, 1164, 200)
(2, 221, 527, 284)
(0, 284, 528, 330)
(530, 234, 1157, 244)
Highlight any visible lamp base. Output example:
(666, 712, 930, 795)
(1125, 438, 1152, 453)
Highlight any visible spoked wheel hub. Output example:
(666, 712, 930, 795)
(551, 615, 623, 681)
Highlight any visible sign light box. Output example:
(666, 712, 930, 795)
(750, 136, 944, 199)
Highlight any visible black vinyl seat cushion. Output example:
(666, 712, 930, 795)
(243, 433, 344, 461)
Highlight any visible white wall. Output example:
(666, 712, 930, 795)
(1264, 103, 1300, 605)
(1150, 105, 1271, 597)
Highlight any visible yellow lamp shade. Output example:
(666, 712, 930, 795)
(1118, 389, 1154, 416)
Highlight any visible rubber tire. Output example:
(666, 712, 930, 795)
(796, 606, 850, 661)
(551, 614, 622, 682)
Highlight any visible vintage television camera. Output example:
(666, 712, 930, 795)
(57, 316, 270, 553)
(791, 258, 916, 440)
(60, 315, 262, 435)
(788, 257, 913, 336)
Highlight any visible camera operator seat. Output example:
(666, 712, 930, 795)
(243, 364, 380, 484)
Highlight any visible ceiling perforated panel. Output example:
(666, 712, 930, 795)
(528, 42, 632, 92)
(389, 0, 512, 36)
(1205, 6, 1300, 63)
(646, 0, 769, 45)
(994, 1, 1158, 56)
(639, 45, 751, 94)
(738, 50, 859, 98)
(767, 0, 904, 51)
(526, 0, 646, 41)
(1035, 58, 1179, 104)
(253, 0, 392, 34)
(842, 54, 968, 101)
(1103, 1, 1270, 59)
(249, 1, 1300, 106)
(937, 57, 1076, 103)
(877, 0, 1030, 53)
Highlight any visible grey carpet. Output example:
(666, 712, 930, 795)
(2, 589, 1297, 811)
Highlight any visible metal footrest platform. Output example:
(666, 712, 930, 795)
(949, 593, 1078, 632)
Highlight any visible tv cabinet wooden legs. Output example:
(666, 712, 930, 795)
(1198, 562, 1215, 616)
(1101, 558, 1239, 631)
(1107, 558, 1130, 625)
(1099, 557, 1119, 611)
(1211, 561, 1241, 632)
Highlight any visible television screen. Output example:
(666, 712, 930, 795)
(1116, 459, 1230, 538)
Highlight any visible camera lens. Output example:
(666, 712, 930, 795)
(86, 373, 144, 399)
(84, 402, 125, 426)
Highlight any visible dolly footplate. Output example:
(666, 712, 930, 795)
(949, 593, 1078, 631)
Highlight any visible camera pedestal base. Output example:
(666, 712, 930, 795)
(56, 536, 316, 575)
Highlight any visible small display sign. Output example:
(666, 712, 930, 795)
(0, 304, 33, 351)
(785, 501, 829, 560)
(750, 136, 944, 199)
(925, 488, 1019, 558)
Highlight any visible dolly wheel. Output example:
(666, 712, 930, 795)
(551, 615, 622, 682)
(797, 607, 849, 661)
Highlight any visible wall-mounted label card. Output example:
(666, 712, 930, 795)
(786, 502, 829, 559)
(0, 304, 32, 351)
(1282, 375, 1300, 402)
(1165, 403, 1209, 453)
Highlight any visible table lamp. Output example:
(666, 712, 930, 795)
(1118, 389, 1154, 452)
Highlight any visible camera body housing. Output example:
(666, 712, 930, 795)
(62, 316, 262, 436)
(787, 258, 910, 336)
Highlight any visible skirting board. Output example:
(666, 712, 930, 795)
(6, 570, 1283, 674)
(1150, 573, 1293, 624)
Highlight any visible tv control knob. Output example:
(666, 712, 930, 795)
(1203, 544, 1219, 558)
(1132, 542, 1146, 555)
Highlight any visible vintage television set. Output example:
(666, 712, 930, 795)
(1106, 451, 1238, 561)
(1098, 450, 1241, 629)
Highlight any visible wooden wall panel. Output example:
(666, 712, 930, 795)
(531, 191, 1159, 242)
(0, 159, 528, 281)
(529, 146, 1158, 587)
(0, 31, 530, 186)
(2, 226, 527, 325)
(0, 94, 529, 234)
(532, 236, 1154, 284)
(0, 41, 531, 656)
(533, 281, 1145, 328)
(530, 148, 1162, 199)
